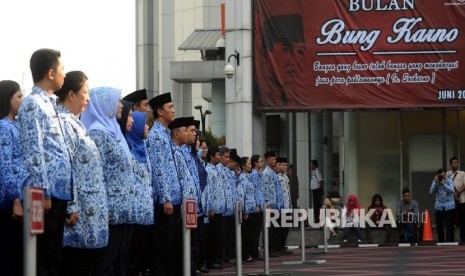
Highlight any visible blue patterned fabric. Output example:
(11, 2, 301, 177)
(181, 145, 203, 213)
(18, 86, 72, 200)
(126, 111, 153, 225)
(146, 121, 181, 205)
(240, 173, 256, 215)
(278, 173, 292, 210)
(172, 143, 196, 202)
(0, 118, 28, 209)
(218, 164, 236, 216)
(235, 173, 245, 213)
(250, 169, 264, 210)
(57, 105, 109, 248)
(430, 178, 456, 211)
(262, 166, 283, 210)
(88, 129, 135, 225)
(205, 163, 226, 214)
(131, 160, 154, 225)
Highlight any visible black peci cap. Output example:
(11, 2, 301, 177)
(183, 116, 195, 127)
(148, 92, 172, 111)
(168, 117, 185, 130)
(123, 89, 147, 103)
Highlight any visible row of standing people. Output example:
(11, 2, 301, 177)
(0, 48, 295, 276)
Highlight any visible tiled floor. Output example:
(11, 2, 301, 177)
(208, 244, 465, 275)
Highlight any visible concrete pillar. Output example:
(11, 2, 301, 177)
(323, 111, 333, 195)
(343, 112, 358, 199)
(311, 112, 324, 190)
(159, 0, 174, 95)
(136, 0, 159, 98)
(296, 113, 310, 208)
(211, 80, 225, 137)
(224, 0, 253, 156)
(172, 82, 192, 117)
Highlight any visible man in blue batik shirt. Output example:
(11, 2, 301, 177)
(147, 93, 182, 276)
(261, 151, 284, 257)
(205, 146, 226, 269)
(430, 168, 456, 242)
(18, 48, 71, 276)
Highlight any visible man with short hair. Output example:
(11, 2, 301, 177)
(147, 93, 182, 275)
(19, 48, 71, 276)
(396, 188, 419, 243)
(204, 146, 226, 269)
(430, 168, 456, 242)
(447, 156, 465, 242)
(276, 157, 292, 255)
(262, 151, 283, 257)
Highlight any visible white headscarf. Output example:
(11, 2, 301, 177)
(81, 86, 132, 163)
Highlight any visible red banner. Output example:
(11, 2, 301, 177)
(253, 0, 465, 111)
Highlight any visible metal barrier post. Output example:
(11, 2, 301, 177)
(24, 187, 44, 276)
(282, 206, 326, 266)
(24, 187, 36, 276)
(323, 206, 328, 253)
(301, 208, 306, 262)
(235, 201, 242, 276)
(182, 199, 191, 276)
(264, 205, 270, 274)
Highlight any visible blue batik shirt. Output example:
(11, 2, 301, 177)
(58, 106, 109, 248)
(250, 169, 264, 211)
(278, 172, 292, 210)
(173, 143, 196, 203)
(262, 166, 284, 210)
(0, 118, 28, 209)
(218, 164, 235, 216)
(429, 178, 456, 211)
(181, 145, 203, 213)
(18, 86, 72, 200)
(240, 173, 257, 215)
(131, 158, 154, 225)
(205, 163, 226, 214)
(147, 121, 181, 205)
(235, 173, 245, 214)
(88, 129, 135, 225)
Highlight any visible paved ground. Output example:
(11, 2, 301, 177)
(208, 244, 465, 275)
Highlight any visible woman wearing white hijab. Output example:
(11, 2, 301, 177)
(81, 86, 135, 276)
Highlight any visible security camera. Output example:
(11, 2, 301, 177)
(224, 63, 234, 79)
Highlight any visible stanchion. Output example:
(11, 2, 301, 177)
(323, 206, 328, 253)
(282, 206, 326, 266)
(183, 198, 198, 276)
(182, 199, 191, 276)
(246, 206, 291, 276)
(235, 201, 242, 276)
(24, 187, 44, 276)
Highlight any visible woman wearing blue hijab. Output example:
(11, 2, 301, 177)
(81, 87, 135, 276)
(126, 111, 153, 275)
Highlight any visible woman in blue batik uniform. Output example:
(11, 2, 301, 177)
(54, 71, 109, 276)
(0, 80, 27, 276)
(126, 111, 154, 275)
(81, 86, 136, 276)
